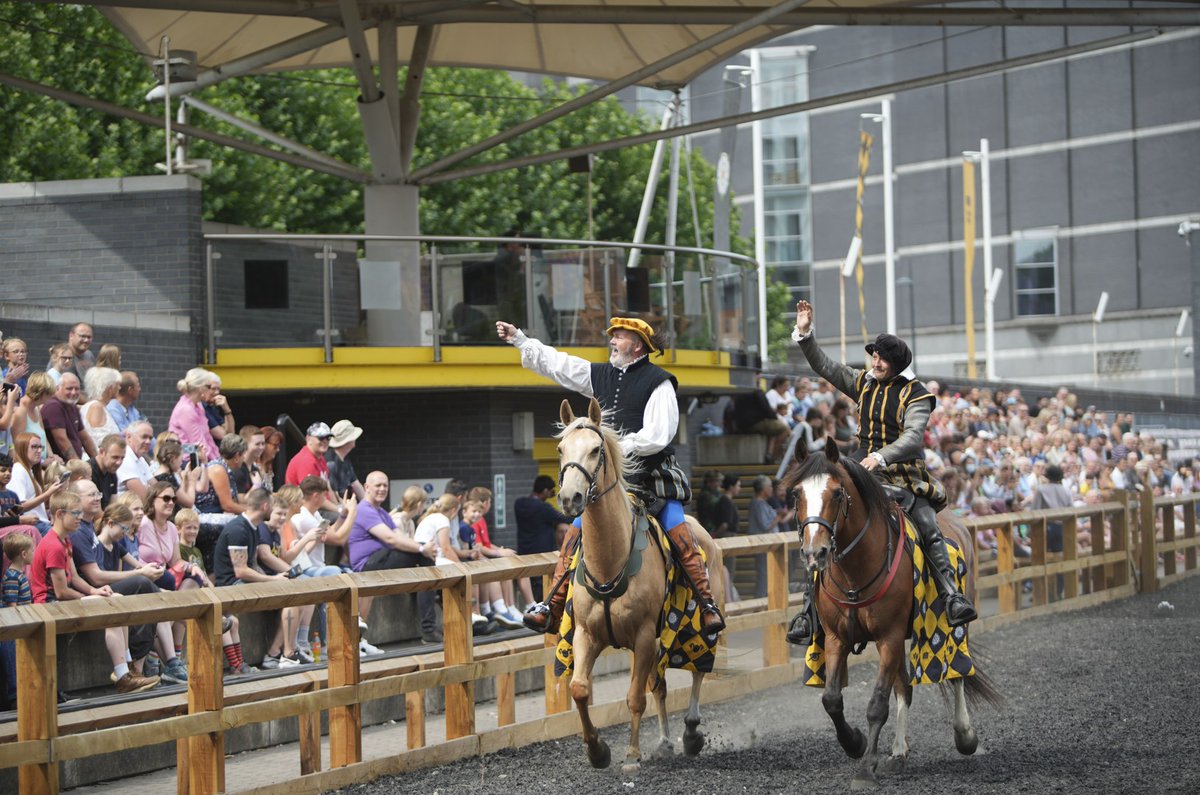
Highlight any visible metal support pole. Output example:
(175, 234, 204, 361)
(161, 36, 173, 176)
(629, 102, 676, 271)
(1183, 219, 1200, 394)
(602, 251, 612, 326)
(205, 244, 218, 364)
(524, 244, 535, 334)
(320, 245, 335, 363)
(665, 116, 682, 356)
(881, 98, 896, 335)
(980, 138, 996, 380)
(430, 244, 442, 363)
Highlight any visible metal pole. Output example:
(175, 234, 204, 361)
(981, 138, 996, 381)
(161, 36, 172, 176)
(881, 98, 896, 335)
(629, 102, 676, 270)
(321, 244, 334, 363)
(430, 244, 442, 363)
(602, 251, 613, 326)
(205, 243, 218, 364)
(524, 243, 536, 334)
(1184, 219, 1200, 394)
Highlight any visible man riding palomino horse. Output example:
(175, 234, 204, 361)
(786, 299, 976, 646)
(496, 317, 726, 636)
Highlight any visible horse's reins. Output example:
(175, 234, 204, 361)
(797, 487, 903, 610)
(558, 423, 637, 648)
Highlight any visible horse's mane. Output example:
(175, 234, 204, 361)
(785, 451, 893, 521)
(555, 413, 636, 491)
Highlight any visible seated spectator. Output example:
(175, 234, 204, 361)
(1, 337, 30, 397)
(457, 498, 521, 629)
(732, 386, 789, 463)
(140, 480, 207, 652)
(194, 434, 252, 567)
(285, 422, 333, 486)
(117, 421, 157, 499)
(9, 372, 55, 451)
(348, 472, 439, 643)
(830, 399, 858, 453)
(95, 344, 121, 370)
(169, 368, 222, 462)
(46, 322, 96, 382)
(765, 376, 794, 426)
(777, 407, 827, 479)
(175, 508, 253, 675)
(203, 375, 236, 444)
(153, 438, 208, 509)
(231, 425, 266, 495)
(29, 489, 160, 694)
(1, 532, 35, 708)
(260, 427, 283, 491)
(467, 486, 532, 625)
(106, 370, 145, 434)
(0, 453, 43, 536)
(0, 378, 20, 449)
(89, 434, 126, 508)
(8, 433, 63, 530)
(81, 366, 122, 451)
(44, 343, 74, 388)
(253, 493, 317, 667)
(325, 419, 366, 500)
(41, 373, 98, 461)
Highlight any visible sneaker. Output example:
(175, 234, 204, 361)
(260, 653, 282, 670)
(358, 617, 369, 631)
(420, 629, 444, 645)
(359, 638, 383, 656)
(143, 654, 161, 677)
(293, 646, 315, 664)
(279, 653, 302, 667)
(492, 608, 523, 630)
(160, 659, 189, 685)
(504, 606, 526, 626)
(221, 615, 234, 634)
(226, 663, 257, 676)
(115, 672, 160, 694)
(473, 616, 498, 636)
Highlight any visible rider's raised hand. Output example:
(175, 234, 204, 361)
(496, 321, 518, 342)
(795, 300, 814, 336)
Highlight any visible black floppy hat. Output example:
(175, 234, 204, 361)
(864, 333, 912, 375)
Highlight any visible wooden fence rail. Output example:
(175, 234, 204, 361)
(2, 491, 1198, 794)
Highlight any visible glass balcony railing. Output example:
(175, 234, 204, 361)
(203, 234, 760, 364)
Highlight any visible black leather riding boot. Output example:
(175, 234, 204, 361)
(912, 500, 977, 627)
(523, 524, 580, 634)
(786, 571, 817, 646)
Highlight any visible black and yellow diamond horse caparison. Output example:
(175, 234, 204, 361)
(786, 300, 977, 647)
(494, 316, 725, 636)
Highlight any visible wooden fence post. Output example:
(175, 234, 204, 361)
(764, 538, 789, 668)
(1163, 500, 1178, 579)
(1139, 491, 1159, 594)
(1062, 515, 1079, 600)
(996, 521, 1016, 613)
(186, 588, 226, 795)
(496, 671, 516, 727)
(328, 574, 362, 768)
(17, 607, 57, 795)
(1185, 500, 1197, 572)
(299, 674, 323, 775)
(1030, 517, 1047, 607)
(444, 570, 476, 740)
(542, 574, 569, 715)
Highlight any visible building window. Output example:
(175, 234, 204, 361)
(244, 260, 289, 309)
(1013, 234, 1058, 317)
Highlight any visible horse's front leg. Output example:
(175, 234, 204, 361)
(852, 635, 904, 790)
(681, 669, 707, 756)
(570, 628, 610, 768)
(621, 627, 658, 775)
(821, 634, 867, 759)
(880, 675, 912, 773)
(952, 678, 979, 755)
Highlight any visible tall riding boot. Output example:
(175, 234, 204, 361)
(912, 501, 978, 626)
(523, 524, 580, 634)
(666, 523, 726, 634)
(786, 570, 817, 646)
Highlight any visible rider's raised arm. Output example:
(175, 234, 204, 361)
(791, 327, 861, 398)
(506, 328, 594, 397)
(619, 380, 678, 458)
(874, 396, 932, 466)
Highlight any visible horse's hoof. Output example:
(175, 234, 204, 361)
(842, 729, 868, 759)
(879, 754, 907, 774)
(682, 729, 706, 756)
(955, 727, 979, 756)
(588, 740, 612, 769)
(621, 759, 641, 776)
(651, 739, 675, 759)
(850, 770, 879, 791)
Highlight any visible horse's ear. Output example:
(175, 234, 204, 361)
(588, 397, 603, 425)
(824, 438, 839, 463)
(793, 439, 809, 466)
(560, 399, 576, 426)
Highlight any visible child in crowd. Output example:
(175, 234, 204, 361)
(175, 509, 254, 675)
(0, 453, 20, 521)
(460, 499, 521, 629)
(1, 337, 30, 397)
(1, 532, 35, 708)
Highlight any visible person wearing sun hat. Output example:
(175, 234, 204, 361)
(496, 316, 726, 636)
(785, 300, 976, 648)
(325, 420, 366, 501)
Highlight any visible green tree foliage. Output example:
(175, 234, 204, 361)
(0, 3, 741, 253)
(765, 277, 796, 363)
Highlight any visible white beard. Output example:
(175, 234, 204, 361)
(609, 350, 636, 369)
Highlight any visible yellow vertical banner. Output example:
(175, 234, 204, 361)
(854, 131, 874, 354)
(962, 159, 977, 379)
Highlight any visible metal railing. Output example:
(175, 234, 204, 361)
(203, 234, 761, 364)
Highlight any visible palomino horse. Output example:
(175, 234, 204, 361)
(787, 441, 1000, 789)
(556, 398, 723, 774)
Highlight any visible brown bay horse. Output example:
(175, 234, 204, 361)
(786, 441, 1000, 789)
(556, 398, 723, 774)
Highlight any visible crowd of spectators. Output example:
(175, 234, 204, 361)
(0, 323, 533, 704)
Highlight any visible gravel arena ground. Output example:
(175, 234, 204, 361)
(338, 576, 1200, 794)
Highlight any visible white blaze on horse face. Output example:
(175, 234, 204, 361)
(800, 474, 831, 548)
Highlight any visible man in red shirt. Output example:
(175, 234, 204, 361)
(29, 490, 159, 693)
(285, 422, 333, 486)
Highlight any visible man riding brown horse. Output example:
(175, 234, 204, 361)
(786, 300, 976, 646)
(496, 317, 725, 635)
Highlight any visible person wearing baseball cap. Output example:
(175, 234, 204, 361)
(496, 315, 725, 636)
(785, 300, 976, 648)
(284, 421, 333, 487)
(326, 419, 366, 500)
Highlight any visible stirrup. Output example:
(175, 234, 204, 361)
(944, 594, 978, 627)
(786, 612, 812, 647)
(522, 602, 553, 634)
(700, 602, 726, 634)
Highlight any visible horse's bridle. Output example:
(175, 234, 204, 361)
(558, 424, 620, 507)
(796, 480, 896, 606)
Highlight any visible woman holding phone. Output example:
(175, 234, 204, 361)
(153, 439, 208, 509)
(7, 432, 65, 531)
